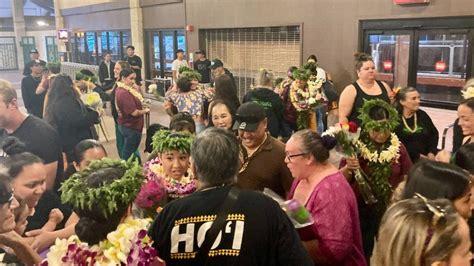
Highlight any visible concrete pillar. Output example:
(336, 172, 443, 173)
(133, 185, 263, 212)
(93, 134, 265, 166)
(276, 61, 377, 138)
(12, 0, 26, 71)
(129, 0, 145, 81)
(53, 0, 67, 58)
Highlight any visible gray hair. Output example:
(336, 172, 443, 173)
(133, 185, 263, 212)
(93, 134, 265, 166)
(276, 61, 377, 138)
(190, 127, 239, 186)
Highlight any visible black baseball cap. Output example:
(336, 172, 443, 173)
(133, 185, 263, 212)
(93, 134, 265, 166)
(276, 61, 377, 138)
(27, 60, 45, 68)
(209, 59, 224, 69)
(29, 49, 39, 54)
(233, 102, 267, 132)
(195, 50, 206, 56)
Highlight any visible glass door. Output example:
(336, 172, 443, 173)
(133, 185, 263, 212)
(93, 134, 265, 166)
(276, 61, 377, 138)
(45, 36, 58, 62)
(415, 31, 469, 106)
(163, 31, 175, 73)
(21, 36, 35, 65)
(364, 31, 413, 88)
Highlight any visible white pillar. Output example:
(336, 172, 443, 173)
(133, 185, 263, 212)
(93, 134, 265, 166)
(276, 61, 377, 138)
(53, 0, 67, 57)
(129, 0, 145, 81)
(12, 0, 26, 71)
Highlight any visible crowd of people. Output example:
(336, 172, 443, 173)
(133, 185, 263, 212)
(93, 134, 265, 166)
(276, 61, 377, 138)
(0, 47, 473, 265)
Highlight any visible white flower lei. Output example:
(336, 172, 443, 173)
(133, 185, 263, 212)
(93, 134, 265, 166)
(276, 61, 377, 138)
(289, 77, 324, 112)
(356, 133, 401, 164)
(117, 81, 144, 102)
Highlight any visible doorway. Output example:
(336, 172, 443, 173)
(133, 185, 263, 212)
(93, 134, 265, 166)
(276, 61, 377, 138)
(361, 17, 474, 109)
(21, 36, 35, 66)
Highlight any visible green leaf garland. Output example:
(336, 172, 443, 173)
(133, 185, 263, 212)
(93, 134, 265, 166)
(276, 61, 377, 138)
(60, 158, 144, 218)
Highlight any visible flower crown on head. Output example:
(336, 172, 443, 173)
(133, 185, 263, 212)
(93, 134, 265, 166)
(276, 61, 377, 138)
(75, 71, 97, 84)
(151, 129, 194, 154)
(358, 99, 400, 132)
(462, 85, 474, 100)
(292, 67, 311, 81)
(178, 66, 202, 81)
(60, 158, 144, 218)
(392, 86, 402, 96)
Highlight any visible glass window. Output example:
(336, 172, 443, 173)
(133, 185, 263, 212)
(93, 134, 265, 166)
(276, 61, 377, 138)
(177, 31, 186, 54)
(153, 33, 161, 71)
(76, 32, 86, 63)
(367, 34, 411, 87)
(86, 32, 96, 64)
(163, 32, 175, 71)
(416, 33, 469, 105)
(109, 32, 121, 61)
(122, 31, 131, 59)
(101, 32, 108, 50)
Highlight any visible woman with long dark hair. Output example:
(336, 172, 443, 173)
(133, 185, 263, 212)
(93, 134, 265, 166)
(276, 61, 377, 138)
(44, 74, 99, 163)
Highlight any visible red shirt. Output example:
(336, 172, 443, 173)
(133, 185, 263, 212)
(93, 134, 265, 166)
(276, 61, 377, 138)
(116, 87, 144, 131)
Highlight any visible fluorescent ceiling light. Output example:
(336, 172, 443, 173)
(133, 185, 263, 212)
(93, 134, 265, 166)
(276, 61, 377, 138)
(36, 20, 49, 26)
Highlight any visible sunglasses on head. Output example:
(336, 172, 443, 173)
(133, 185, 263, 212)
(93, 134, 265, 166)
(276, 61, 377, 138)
(0, 191, 15, 208)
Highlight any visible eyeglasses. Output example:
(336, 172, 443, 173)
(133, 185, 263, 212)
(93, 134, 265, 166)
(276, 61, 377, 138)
(0, 191, 15, 208)
(285, 152, 308, 162)
(415, 193, 447, 260)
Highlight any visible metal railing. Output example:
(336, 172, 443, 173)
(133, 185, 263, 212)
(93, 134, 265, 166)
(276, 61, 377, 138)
(60, 62, 99, 79)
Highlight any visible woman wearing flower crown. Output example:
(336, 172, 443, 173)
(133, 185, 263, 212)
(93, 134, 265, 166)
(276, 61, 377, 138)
(394, 86, 439, 162)
(42, 158, 162, 265)
(289, 67, 323, 131)
(135, 130, 196, 217)
(340, 99, 412, 261)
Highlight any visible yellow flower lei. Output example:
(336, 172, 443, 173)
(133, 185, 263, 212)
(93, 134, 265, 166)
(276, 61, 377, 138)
(117, 81, 144, 102)
(356, 133, 401, 164)
(44, 217, 153, 266)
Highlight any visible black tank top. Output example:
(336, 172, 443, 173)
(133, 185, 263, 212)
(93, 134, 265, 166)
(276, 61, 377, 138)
(348, 80, 390, 125)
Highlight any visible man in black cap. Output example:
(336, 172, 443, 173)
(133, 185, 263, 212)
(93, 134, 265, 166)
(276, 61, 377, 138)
(210, 59, 235, 87)
(233, 102, 293, 198)
(21, 60, 48, 118)
(193, 50, 211, 84)
(23, 49, 46, 76)
(171, 49, 189, 83)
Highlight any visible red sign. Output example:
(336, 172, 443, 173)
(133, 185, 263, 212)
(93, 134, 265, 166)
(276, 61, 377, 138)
(383, 60, 393, 72)
(394, 0, 429, 4)
(435, 61, 446, 72)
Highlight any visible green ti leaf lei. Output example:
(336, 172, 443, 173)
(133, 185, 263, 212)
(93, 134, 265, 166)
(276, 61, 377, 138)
(357, 99, 400, 132)
(60, 158, 144, 218)
(151, 129, 194, 155)
(358, 133, 399, 212)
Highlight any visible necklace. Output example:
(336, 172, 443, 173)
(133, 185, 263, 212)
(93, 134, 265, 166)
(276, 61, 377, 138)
(356, 133, 401, 164)
(116, 81, 144, 102)
(199, 183, 227, 192)
(239, 134, 268, 173)
(402, 112, 418, 133)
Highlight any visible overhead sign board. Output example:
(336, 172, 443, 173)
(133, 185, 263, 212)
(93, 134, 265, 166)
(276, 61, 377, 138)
(58, 29, 69, 40)
(394, 0, 429, 4)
